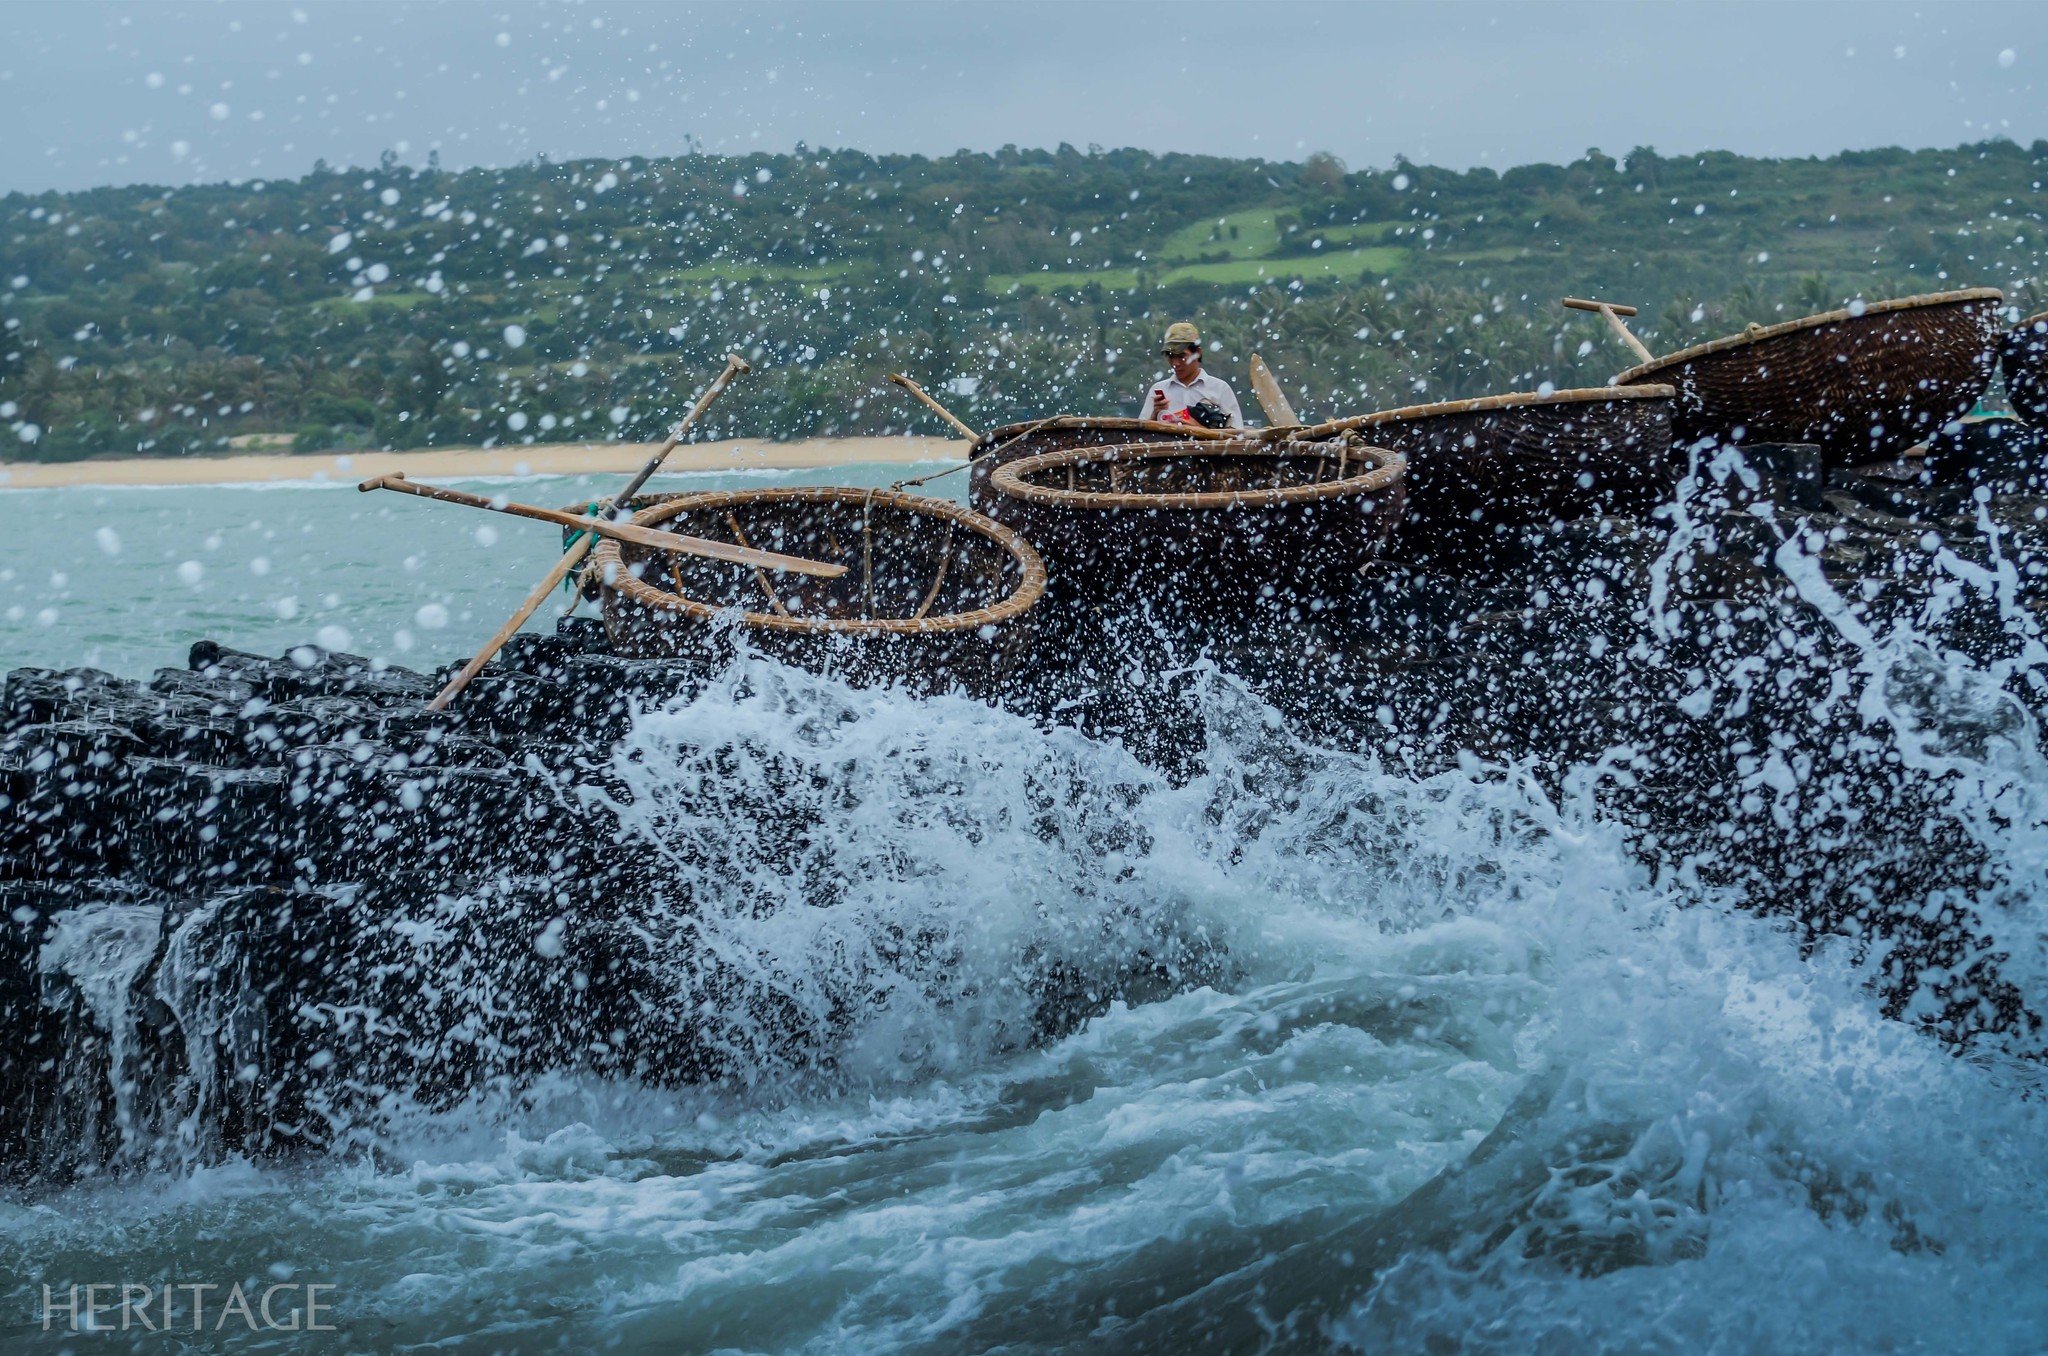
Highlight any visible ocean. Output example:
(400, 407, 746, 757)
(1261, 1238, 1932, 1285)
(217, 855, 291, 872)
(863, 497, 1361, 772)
(4, 463, 2048, 1352)
(0, 461, 951, 680)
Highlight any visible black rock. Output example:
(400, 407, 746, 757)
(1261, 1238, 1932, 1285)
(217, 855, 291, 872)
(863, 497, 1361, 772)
(2, 667, 136, 728)
(7, 460, 2048, 1183)
(1925, 415, 2048, 494)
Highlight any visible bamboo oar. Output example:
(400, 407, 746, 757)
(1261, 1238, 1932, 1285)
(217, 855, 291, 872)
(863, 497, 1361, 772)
(886, 373, 981, 441)
(426, 353, 751, 712)
(358, 473, 845, 578)
(1562, 297, 1655, 364)
(1248, 354, 1300, 426)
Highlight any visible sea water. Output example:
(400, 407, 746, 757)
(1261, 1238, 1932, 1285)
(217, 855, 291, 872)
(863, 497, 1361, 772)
(3, 466, 2048, 1351)
(0, 461, 956, 680)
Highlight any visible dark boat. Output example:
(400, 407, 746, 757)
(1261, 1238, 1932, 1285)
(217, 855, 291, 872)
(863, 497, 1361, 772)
(966, 416, 1236, 513)
(983, 437, 1405, 615)
(1613, 288, 2004, 465)
(1297, 386, 1680, 561)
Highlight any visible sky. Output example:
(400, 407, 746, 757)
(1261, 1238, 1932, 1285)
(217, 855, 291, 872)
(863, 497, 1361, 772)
(1, 0, 2045, 193)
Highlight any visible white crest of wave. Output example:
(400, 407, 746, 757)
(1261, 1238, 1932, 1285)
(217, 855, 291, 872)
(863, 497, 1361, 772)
(581, 655, 1661, 1095)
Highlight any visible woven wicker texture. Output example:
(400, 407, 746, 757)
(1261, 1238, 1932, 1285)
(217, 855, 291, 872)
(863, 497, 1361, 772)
(590, 487, 1045, 662)
(1614, 288, 2003, 464)
(1338, 387, 1679, 558)
(986, 439, 1404, 612)
(2003, 311, 2048, 428)
(967, 415, 1230, 514)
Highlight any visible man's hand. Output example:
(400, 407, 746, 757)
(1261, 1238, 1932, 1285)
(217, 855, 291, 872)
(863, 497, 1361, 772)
(1149, 386, 1169, 417)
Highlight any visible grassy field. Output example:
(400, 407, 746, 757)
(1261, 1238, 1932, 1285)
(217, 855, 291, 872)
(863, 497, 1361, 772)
(1304, 222, 1396, 248)
(988, 242, 1409, 294)
(315, 290, 434, 312)
(1156, 207, 1395, 260)
(600, 204, 1410, 298)
(657, 259, 856, 286)
(1169, 246, 1407, 285)
(1156, 206, 1287, 262)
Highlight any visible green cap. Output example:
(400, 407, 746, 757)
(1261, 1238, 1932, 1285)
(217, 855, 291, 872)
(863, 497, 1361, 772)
(1160, 321, 1201, 353)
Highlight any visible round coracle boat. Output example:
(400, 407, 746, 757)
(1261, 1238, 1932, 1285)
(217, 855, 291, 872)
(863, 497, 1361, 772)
(984, 438, 1405, 613)
(1302, 386, 1679, 559)
(2003, 310, 2048, 429)
(588, 487, 1046, 681)
(967, 415, 1235, 512)
(1613, 288, 2004, 464)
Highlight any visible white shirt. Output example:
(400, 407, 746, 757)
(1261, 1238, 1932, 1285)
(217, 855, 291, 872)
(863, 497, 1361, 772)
(1136, 370, 1245, 428)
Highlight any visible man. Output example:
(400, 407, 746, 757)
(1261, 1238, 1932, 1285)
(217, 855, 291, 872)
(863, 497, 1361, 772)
(1138, 321, 1245, 429)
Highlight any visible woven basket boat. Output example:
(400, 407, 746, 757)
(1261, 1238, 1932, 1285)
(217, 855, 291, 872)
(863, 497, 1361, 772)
(1298, 386, 1679, 559)
(2002, 311, 2048, 428)
(587, 488, 1046, 677)
(967, 415, 1234, 512)
(984, 438, 1404, 612)
(1613, 288, 2004, 464)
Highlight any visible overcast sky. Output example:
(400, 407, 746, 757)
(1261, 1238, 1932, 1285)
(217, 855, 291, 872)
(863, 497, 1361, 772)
(2, 0, 2044, 193)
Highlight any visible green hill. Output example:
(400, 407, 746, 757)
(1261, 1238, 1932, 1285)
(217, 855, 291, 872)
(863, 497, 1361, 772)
(1, 140, 2044, 459)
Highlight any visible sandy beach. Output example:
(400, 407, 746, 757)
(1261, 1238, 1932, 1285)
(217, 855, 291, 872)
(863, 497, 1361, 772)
(0, 435, 971, 490)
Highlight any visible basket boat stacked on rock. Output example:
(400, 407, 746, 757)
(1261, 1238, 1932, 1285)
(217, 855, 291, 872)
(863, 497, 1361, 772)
(1611, 287, 2005, 465)
(1282, 386, 1681, 562)
(587, 486, 1046, 689)
(967, 415, 1237, 504)
(981, 437, 1405, 616)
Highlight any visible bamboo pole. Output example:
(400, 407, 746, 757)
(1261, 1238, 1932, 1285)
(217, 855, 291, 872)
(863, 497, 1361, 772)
(425, 354, 752, 712)
(886, 373, 981, 441)
(1562, 296, 1655, 364)
(359, 474, 844, 577)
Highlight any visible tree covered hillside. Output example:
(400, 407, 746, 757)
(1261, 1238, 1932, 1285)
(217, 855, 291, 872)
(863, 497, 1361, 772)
(2, 139, 2045, 459)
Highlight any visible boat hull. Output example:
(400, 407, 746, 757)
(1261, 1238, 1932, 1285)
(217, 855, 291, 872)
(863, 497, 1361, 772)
(967, 416, 1231, 514)
(1340, 386, 1680, 562)
(1615, 288, 2003, 465)
(589, 488, 1045, 691)
(985, 439, 1405, 618)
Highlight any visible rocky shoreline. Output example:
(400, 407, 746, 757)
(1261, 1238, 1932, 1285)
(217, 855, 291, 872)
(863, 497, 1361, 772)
(6, 423, 2048, 1184)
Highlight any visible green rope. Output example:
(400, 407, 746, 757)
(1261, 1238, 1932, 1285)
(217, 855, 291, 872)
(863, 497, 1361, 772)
(562, 501, 601, 592)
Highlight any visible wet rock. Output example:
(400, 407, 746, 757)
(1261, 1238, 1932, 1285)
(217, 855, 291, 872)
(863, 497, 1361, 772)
(0, 883, 78, 1174)
(190, 639, 435, 704)
(448, 669, 577, 741)
(1925, 415, 2048, 495)
(1740, 442, 1827, 511)
(126, 760, 288, 893)
(8, 461, 2048, 1182)
(1, 722, 150, 881)
(2, 667, 135, 728)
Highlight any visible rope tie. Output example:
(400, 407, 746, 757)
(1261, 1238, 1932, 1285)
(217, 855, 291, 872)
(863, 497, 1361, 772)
(886, 414, 1067, 493)
(561, 501, 604, 592)
(884, 416, 1234, 494)
(910, 521, 957, 622)
(725, 509, 792, 617)
(861, 488, 877, 620)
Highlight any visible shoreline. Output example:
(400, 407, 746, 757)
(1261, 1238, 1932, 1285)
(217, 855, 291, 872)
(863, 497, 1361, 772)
(0, 435, 971, 489)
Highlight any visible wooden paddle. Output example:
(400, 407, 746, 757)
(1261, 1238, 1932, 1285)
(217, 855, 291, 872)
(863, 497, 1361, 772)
(426, 353, 751, 712)
(1248, 354, 1300, 426)
(1562, 297, 1655, 364)
(886, 373, 981, 441)
(358, 473, 846, 577)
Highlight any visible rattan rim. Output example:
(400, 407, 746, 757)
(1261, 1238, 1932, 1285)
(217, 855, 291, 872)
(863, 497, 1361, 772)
(2015, 310, 2048, 333)
(1614, 287, 2005, 385)
(596, 486, 1047, 635)
(989, 439, 1404, 512)
(974, 414, 1238, 451)
(1340, 384, 1675, 433)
